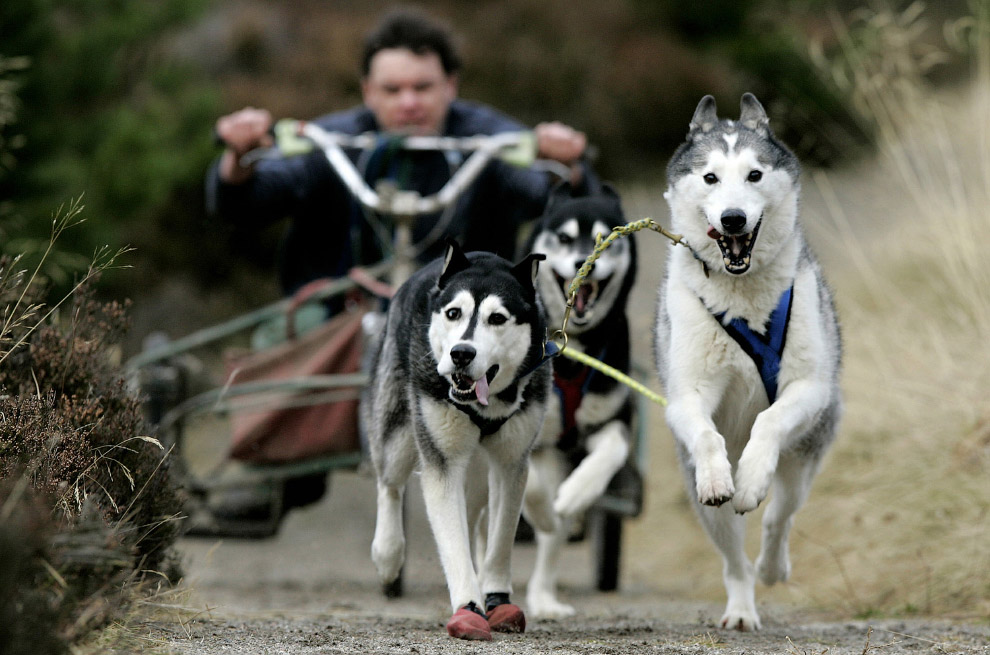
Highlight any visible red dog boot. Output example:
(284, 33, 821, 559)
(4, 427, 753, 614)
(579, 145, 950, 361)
(446, 602, 492, 641)
(485, 593, 526, 633)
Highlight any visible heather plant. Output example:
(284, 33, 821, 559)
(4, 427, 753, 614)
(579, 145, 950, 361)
(0, 208, 184, 652)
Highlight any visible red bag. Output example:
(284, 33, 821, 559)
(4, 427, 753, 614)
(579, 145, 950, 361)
(223, 294, 368, 465)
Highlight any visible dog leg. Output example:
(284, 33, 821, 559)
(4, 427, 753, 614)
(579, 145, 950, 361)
(371, 481, 406, 585)
(466, 452, 489, 575)
(693, 504, 760, 631)
(524, 449, 574, 618)
(370, 431, 417, 586)
(420, 456, 482, 612)
(480, 453, 528, 599)
(733, 381, 830, 513)
(756, 451, 822, 585)
(523, 449, 561, 534)
(527, 515, 576, 618)
(666, 397, 734, 506)
(479, 419, 542, 633)
(554, 421, 629, 518)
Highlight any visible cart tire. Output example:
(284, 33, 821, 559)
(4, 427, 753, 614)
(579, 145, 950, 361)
(593, 511, 622, 592)
(383, 570, 403, 598)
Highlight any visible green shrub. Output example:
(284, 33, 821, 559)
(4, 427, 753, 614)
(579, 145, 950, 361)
(0, 220, 183, 651)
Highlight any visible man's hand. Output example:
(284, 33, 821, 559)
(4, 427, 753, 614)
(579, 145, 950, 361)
(216, 107, 275, 184)
(534, 121, 587, 186)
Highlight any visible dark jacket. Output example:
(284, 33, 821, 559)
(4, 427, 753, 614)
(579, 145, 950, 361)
(207, 100, 588, 295)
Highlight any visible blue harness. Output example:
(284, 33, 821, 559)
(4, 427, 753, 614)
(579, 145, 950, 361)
(714, 287, 793, 403)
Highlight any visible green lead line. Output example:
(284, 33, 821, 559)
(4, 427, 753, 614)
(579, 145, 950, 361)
(559, 345, 667, 407)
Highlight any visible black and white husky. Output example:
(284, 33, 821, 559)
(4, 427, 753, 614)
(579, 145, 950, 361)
(655, 94, 842, 630)
(362, 240, 550, 641)
(522, 185, 637, 618)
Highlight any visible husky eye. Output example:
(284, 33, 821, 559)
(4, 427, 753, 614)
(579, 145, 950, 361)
(703, 173, 718, 185)
(747, 170, 763, 182)
(445, 307, 462, 321)
(488, 312, 507, 326)
(557, 232, 573, 245)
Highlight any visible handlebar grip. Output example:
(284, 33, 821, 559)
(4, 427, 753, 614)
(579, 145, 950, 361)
(498, 131, 537, 168)
(273, 119, 315, 157)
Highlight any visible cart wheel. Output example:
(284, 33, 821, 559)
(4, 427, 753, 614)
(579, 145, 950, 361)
(382, 570, 403, 598)
(593, 511, 622, 592)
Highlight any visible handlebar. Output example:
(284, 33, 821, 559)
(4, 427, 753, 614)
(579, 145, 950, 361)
(241, 119, 542, 216)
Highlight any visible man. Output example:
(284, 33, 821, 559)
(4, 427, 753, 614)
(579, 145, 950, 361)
(199, 8, 593, 534)
(208, 8, 592, 296)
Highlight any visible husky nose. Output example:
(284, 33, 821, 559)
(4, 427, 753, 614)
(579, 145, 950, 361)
(450, 343, 476, 369)
(575, 259, 591, 273)
(720, 209, 747, 234)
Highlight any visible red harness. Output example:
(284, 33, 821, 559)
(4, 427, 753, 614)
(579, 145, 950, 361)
(552, 365, 592, 452)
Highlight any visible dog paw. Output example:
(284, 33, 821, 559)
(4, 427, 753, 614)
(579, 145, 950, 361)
(730, 486, 765, 514)
(732, 451, 775, 513)
(720, 607, 761, 632)
(553, 475, 600, 518)
(695, 461, 734, 506)
(527, 591, 576, 619)
(370, 535, 404, 584)
(446, 605, 492, 641)
(486, 603, 526, 633)
(756, 548, 791, 586)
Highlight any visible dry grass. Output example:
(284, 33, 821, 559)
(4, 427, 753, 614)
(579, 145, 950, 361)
(623, 3, 990, 621)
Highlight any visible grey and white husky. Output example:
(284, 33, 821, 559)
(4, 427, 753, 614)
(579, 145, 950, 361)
(362, 240, 550, 641)
(654, 94, 842, 630)
(521, 185, 637, 618)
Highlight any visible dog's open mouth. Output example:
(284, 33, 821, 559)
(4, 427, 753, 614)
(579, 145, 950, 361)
(707, 221, 761, 275)
(554, 273, 611, 320)
(450, 365, 500, 406)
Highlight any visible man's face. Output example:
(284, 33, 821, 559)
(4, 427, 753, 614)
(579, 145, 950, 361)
(362, 48, 457, 136)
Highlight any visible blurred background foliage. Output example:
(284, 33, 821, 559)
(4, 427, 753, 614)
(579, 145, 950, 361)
(0, 0, 975, 351)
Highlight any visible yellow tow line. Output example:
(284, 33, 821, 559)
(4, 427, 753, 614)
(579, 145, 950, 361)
(548, 218, 696, 408)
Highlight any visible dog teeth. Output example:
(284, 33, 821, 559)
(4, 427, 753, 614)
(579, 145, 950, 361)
(717, 229, 757, 271)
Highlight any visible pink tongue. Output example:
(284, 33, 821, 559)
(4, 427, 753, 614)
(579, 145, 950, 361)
(475, 374, 489, 406)
(575, 286, 588, 313)
(707, 226, 722, 239)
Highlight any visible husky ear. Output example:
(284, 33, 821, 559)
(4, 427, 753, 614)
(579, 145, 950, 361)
(512, 253, 546, 291)
(600, 182, 620, 200)
(739, 93, 770, 132)
(599, 182, 625, 222)
(689, 95, 718, 134)
(544, 180, 573, 213)
(438, 238, 471, 289)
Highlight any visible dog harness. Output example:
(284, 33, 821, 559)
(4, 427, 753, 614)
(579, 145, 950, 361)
(551, 343, 609, 455)
(552, 361, 596, 452)
(713, 286, 793, 404)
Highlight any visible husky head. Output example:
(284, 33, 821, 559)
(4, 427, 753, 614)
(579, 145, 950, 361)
(529, 184, 635, 334)
(664, 93, 801, 276)
(430, 241, 546, 406)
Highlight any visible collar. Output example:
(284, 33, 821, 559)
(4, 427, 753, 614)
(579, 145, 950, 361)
(451, 380, 521, 437)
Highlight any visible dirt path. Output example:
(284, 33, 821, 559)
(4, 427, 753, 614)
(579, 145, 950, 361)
(142, 469, 988, 654)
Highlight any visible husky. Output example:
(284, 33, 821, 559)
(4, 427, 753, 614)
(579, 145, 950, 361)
(362, 240, 550, 641)
(654, 94, 842, 631)
(521, 184, 637, 618)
